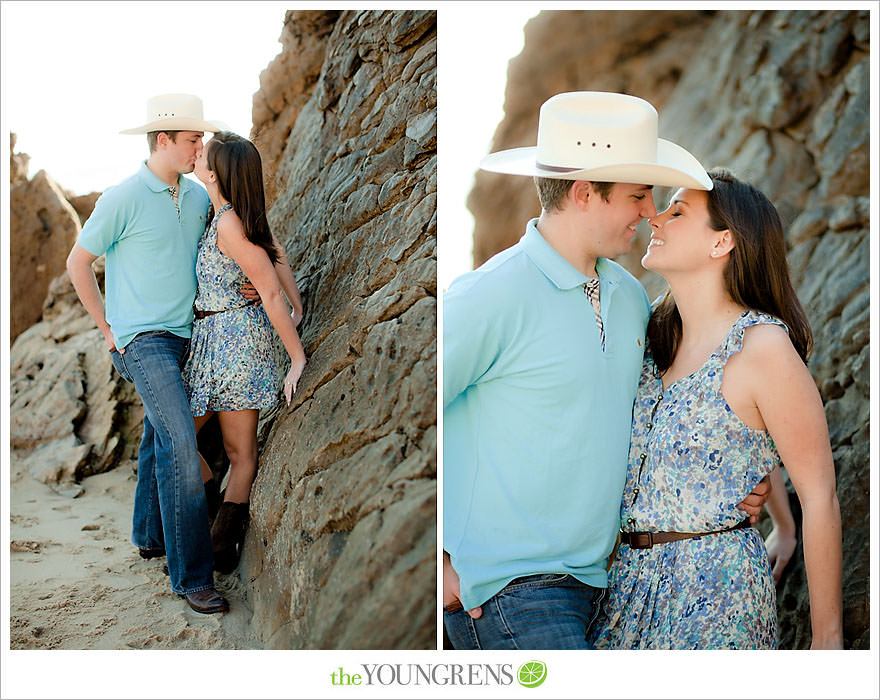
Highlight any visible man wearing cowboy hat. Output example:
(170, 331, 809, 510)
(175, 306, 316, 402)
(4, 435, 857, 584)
(443, 91, 766, 648)
(66, 94, 230, 614)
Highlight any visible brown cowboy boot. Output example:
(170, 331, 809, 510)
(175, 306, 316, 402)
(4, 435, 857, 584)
(211, 501, 250, 574)
(204, 478, 221, 526)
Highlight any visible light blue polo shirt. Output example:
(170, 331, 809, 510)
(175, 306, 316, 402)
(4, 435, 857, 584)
(443, 218, 651, 610)
(78, 162, 210, 350)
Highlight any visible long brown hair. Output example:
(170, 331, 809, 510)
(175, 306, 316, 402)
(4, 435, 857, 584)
(647, 168, 812, 371)
(207, 131, 280, 264)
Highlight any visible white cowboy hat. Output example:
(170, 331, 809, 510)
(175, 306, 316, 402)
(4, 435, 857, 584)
(120, 93, 225, 134)
(480, 91, 712, 190)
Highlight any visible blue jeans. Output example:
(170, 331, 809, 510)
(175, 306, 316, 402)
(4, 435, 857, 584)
(110, 331, 214, 595)
(444, 574, 606, 649)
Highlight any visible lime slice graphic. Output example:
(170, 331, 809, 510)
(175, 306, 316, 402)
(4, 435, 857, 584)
(517, 660, 547, 688)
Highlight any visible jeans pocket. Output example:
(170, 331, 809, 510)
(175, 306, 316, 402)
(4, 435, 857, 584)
(109, 349, 133, 383)
(443, 606, 479, 650)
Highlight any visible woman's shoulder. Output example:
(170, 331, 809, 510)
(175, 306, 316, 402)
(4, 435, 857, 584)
(215, 206, 246, 239)
(738, 315, 799, 367)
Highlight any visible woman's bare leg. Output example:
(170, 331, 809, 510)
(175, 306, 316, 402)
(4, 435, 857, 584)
(216, 409, 259, 503)
(194, 411, 215, 482)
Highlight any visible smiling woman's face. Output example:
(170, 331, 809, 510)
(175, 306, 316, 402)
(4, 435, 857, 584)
(642, 188, 721, 273)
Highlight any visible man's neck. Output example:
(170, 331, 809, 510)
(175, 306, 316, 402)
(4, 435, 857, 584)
(146, 157, 180, 188)
(535, 211, 599, 278)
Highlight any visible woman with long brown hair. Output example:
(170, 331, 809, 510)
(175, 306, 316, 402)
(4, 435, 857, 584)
(184, 131, 307, 573)
(590, 169, 842, 649)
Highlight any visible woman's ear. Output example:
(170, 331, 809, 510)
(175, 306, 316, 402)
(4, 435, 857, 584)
(710, 229, 735, 259)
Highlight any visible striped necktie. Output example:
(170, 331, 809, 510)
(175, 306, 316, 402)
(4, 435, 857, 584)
(583, 278, 604, 351)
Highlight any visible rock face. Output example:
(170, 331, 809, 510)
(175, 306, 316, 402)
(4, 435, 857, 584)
(10, 154, 81, 343)
(242, 10, 436, 649)
(10, 259, 145, 493)
(10, 132, 30, 187)
(468, 9, 869, 649)
(9, 135, 101, 343)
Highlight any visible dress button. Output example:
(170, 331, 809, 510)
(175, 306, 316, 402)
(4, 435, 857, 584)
(640, 453, 647, 460)
(647, 422, 653, 429)
(658, 394, 663, 400)
(633, 488, 639, 494)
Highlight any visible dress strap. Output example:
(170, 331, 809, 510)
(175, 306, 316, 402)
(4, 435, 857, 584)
(716, 310, 789, 366)
(214, 202, 233, 221)
(206, 203, 233, 244)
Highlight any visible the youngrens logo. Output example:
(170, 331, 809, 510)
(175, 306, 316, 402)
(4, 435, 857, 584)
(329, 662, 548, 688)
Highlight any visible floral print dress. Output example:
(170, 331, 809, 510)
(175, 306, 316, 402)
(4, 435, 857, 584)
(184, 203, 279, 415)
(589, 311, 784, 649)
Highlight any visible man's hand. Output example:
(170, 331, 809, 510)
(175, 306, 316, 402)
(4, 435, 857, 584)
(443, 552, 482, 619)
(240, 282, 261, 304)
(765, 524, 797, 585)
(737, 474, 771, 523)
(100, 323, 121, 354)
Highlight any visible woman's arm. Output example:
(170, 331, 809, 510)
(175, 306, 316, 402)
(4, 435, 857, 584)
(764, 466, 798, 585)
(747, 324, 843, 648)
(271, 234, 304, 327)
(218, 215, 307, 402)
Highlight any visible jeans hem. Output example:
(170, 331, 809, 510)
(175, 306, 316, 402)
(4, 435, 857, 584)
(175, 584, 216, 596)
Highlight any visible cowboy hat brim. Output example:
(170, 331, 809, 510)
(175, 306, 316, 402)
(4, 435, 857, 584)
(120, 117, 226, 135)
(479, 139, 713, 190)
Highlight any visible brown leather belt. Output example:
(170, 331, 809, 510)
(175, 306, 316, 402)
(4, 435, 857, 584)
(620, 518, 752, 550)
(193, 301, 256, 320)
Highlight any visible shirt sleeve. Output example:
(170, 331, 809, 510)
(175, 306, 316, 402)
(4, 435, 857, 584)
(77, 187, 127, 257)
(443, 273, 505, 408)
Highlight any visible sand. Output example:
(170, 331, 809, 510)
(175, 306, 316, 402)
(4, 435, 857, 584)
(9, 458, 261, 650)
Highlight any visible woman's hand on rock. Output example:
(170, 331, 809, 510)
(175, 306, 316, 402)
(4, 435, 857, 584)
(283, 357, 307, 405)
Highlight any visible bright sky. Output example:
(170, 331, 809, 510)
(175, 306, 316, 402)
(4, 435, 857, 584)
(2, 1, 287, 194)
(438, 5, 539, 290)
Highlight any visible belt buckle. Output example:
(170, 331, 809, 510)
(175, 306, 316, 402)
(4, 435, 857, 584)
(628, 531, 653, 549)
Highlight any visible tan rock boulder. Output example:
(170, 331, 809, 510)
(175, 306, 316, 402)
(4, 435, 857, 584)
(10, 166, 81, 343)
(61, 188, 101, 226)
(10, 265, 144, 492)
(10, 133, 30, 188)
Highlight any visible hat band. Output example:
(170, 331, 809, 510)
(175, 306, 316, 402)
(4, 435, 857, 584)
(536, 162, 580, 173)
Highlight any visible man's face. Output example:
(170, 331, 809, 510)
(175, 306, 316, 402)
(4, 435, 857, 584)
(163, 131, 204, 174)
(585, 182, 657, 258)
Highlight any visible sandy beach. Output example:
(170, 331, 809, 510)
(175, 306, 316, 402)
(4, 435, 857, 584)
(9, 458, 260, 650)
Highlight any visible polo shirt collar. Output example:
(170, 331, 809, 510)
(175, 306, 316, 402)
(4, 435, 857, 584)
(522, 218, 622, 291)
(137, 161, 193, 194)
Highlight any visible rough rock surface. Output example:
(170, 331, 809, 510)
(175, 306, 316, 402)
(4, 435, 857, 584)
(10, 132, 30, 187)
(467, 9, 869, 649)
(10, 259, 145, 492)
(10, 158, 81, 343)
(62, 189, 102, 226)
(243, 10, 436, 649)
(9, 136, 101, 342)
